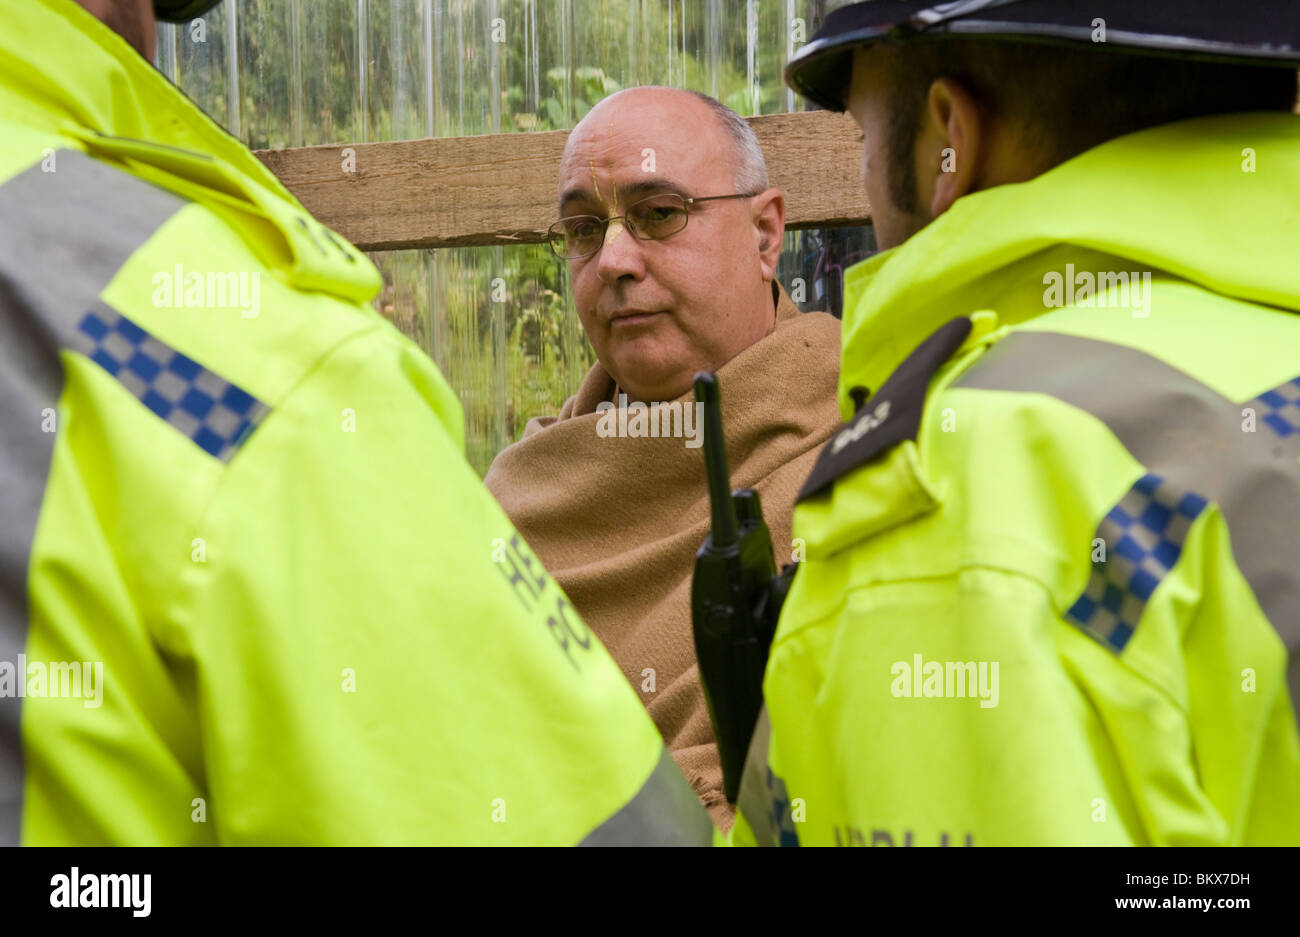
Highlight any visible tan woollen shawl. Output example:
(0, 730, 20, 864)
(484, 282, 841, 829)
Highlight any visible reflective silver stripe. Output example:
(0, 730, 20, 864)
(0, 151, 187, 345)
(736, 706, 798, 847)
(0, 151, 185, 845)
(955, 330, 1300, 715)
(579, 748, 714, 846)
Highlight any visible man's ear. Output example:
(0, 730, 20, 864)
(917, 77, 983, 219)
(751, 187, 785, 281)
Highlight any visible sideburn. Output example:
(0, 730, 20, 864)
(885, 91, 924, 216)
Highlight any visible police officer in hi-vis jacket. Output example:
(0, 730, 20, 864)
(730, 0, 1300, 846)
(0, 0, 710, 846)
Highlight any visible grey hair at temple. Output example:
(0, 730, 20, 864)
(683, 90, 771, 194)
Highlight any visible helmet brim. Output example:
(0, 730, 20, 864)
(786, 0, 1300, 112)
(153, 1, 225, 24)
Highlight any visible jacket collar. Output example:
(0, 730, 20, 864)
(3, 0, 378, 303)
(5, 0, 281, 197)
(839, 112, 1300, 417)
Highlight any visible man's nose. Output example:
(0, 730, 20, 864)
(594, 219, 646, 282)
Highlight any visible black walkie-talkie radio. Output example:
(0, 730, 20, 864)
(690, 372, 797, 803)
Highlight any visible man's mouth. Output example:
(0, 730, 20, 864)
(609, 309, 666, 328)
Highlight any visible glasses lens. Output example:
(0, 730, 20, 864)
(627, 194, 688, 241)
(551, 216, 604, 258)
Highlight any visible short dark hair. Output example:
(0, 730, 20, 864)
(882, 38, 1299, 213)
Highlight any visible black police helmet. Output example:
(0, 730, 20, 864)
(154, 0, 224, 24)
(787, 0, 1300, 112)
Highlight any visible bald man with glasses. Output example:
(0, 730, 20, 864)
(485, 87, 842, 829)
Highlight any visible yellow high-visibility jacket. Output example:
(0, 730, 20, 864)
(0, 0, 710, 846)
(734, 111, 1300, 846)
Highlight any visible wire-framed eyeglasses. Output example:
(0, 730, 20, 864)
(548, 191, 758, 260)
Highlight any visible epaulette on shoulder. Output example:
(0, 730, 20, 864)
(797, 317, 972, 502)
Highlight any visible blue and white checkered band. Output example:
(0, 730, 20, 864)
(73, 304, 269, 463)
(1066, 472, 1209, 653)
(1254, 376, 1300, 438)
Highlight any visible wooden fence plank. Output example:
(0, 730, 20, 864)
(256, 86, 1300, 252)
(255, 110, 872, 252)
